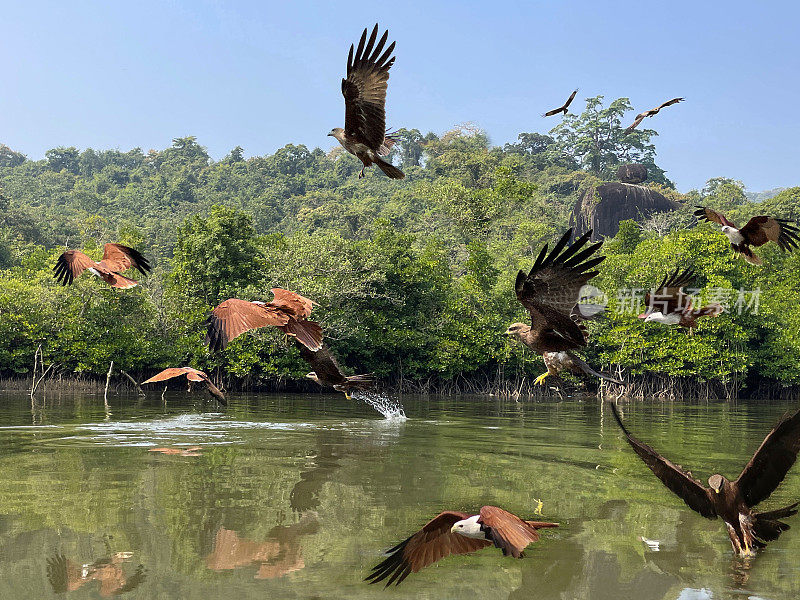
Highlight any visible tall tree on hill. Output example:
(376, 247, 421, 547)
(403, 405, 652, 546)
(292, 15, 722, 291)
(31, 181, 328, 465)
(549, 96, 671, 186)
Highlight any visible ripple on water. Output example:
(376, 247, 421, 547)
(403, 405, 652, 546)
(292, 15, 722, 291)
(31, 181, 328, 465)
(50, 413, 318, 448)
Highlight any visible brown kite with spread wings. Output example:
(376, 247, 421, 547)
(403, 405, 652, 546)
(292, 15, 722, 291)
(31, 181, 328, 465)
(638, 268, 723, 328)
(694, 206, 800, 265)
(366, 506, 558, 587)
(328, 24, 404, 179)
(53, 243, 151, 289)
(625, 97, 684, 132)
(505, 228, 611, 386)
(543, 89, 578, 117)
(142, 367, 226, 406)
(206, 289, 323, 353)
(610, 402, 800, 557)
(298, 343, 374, 399)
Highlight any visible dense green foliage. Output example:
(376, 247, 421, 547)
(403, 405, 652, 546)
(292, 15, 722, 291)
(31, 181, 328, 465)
(1, 97, 799, 392)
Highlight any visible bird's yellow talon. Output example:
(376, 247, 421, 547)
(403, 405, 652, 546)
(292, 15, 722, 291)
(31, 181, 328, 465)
(533, 499, 543, 516)
(534, 373, 549, 386)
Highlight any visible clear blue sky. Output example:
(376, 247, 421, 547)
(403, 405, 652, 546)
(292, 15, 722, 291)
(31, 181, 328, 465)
(2, 1, 798, 192)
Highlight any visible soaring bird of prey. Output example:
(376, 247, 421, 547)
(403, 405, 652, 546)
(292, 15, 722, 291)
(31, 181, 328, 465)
(206, 289, 323, 352)
(53, 243, 151, 289)
(142, 367, 227, 406)
(694, 206, 800, 265)
(610, 402, 800, 557)
(624, 97, 684, 132)
(298, 342, 374, 399)
(509, 305, 621, 385)
(366, 506, 558, 587)
(328, 24, 404, 179)
(638, 268, 723, 328)
(505, 228, 614, 386)
(543, 89, 578, 117)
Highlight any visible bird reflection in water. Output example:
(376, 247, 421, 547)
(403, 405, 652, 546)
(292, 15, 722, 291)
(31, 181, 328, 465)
(46, 551, 146, 597)
(205, 512, 319, 579)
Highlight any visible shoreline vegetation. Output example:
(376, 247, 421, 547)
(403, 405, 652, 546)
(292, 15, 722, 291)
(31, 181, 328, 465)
(3, 99, 800, 401)
(6, 369, 800, 402)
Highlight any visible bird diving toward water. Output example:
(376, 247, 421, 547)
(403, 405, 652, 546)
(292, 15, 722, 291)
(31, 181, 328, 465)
(610, 402, 800, 557)
(543, 89, 578, 117)
(624, 97, 684, 133)
(694, 206, 800, 265)
(142, 367, 227, 406)
(638, 268, 723, 328)
(53, 243, 150, 289)
(366, 506, 558, 587)
(206, 288, 323, 352)
(505, 228, 620, 386)
(328, 24, 404, 179)
(298, 342, 374, 399)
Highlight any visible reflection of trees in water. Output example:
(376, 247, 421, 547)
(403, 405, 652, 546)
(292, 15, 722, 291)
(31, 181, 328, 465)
(46, 551, 146, 597)
(205, 512, 319, 579)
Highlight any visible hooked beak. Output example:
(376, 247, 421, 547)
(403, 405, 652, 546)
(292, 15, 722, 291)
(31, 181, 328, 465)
(714, 488, 720, 494)
(637, 313, 649, 319)
(450, 524, 458, 533)
(504, 329, 515, 336)
(327, 132, 333, 136)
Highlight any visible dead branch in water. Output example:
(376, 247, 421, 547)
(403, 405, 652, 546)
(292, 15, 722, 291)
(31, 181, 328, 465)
(120, 369, 146, 397)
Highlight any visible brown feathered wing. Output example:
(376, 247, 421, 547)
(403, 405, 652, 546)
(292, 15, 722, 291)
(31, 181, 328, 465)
(366, 511, 490, 587)
(735, 406, 800, 508)
(206, 299, 290, 351)
(642, 268, 697, 315)
(739, 216, 800, 251)
(610, 403, 717, 519)
(515, 229, 605, 352)
(342, 24, 396, 151)
(142, 367, 207, 384)
(477, 506, 550, 558)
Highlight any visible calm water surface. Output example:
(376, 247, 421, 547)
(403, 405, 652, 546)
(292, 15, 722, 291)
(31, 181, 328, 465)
(1, 391, 799, 600)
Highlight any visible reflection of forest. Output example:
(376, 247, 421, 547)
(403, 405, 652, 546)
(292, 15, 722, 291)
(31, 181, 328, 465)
(205, 513, 319, 579)
(1, 397, 800, 599)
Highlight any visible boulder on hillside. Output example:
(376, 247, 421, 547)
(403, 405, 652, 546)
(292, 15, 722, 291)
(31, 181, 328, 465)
(570, 182, 681, 240)
(616, 163, 648, 184)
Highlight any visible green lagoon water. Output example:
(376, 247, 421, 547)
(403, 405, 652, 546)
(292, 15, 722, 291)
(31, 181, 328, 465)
(0, 391, 799, 599)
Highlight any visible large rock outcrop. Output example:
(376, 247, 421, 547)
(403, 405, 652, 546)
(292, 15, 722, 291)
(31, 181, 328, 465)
(570, 182, 680, 240)
(616, 163, 648, 184)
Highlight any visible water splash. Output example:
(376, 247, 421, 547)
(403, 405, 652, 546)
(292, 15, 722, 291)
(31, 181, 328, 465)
(351, 391, 406, 420)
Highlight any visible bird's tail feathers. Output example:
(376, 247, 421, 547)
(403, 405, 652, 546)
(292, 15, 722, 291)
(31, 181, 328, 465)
(735, 244, 762, 265)
(525, 521, 559, 529)
(568, 351, 623, 385)
(695, 303, 724, 318)
(107, 273, 138, 289)
(375, 157, 405, 179)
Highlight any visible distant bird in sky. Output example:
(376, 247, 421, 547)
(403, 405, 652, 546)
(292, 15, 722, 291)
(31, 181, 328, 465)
(638, 268, 723, 328)
(142, 366, 227, 406)
(505, 228, 610, 386)
(624, 97, 684, 133)
(298, 342, 374, 399)
(366, 506, 558, 587)
(543, 89, 578, 117)
(328, 24, 404, 179)
(206, 288, 323, 352)
(610, 402, 800, 557)
(694, 206, 800, 265)
(53, 243, 150, 289)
